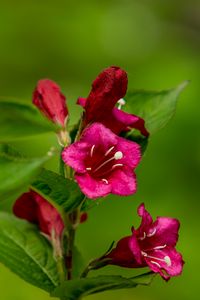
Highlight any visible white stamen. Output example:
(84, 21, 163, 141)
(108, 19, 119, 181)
(114, 151, 123, 160)
(93, 151, 123, 173)
(153, 244, 166, 250)
(105, 146, 115, 156)
(102, 178, 109, 184)
(164, 256, 171, 267)
(142, 251, 171, 266)
(139, 232, 146, 240)
(86, 167, 92, 171)
(150, 261, 161, 268)
(117, 98, 126, 110)
(112, 163, 123, 170)
(147, 228, 157, 237)
(90, 145, 95, 157)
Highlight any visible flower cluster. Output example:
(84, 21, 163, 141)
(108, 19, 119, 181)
(13, 66, 184, 285)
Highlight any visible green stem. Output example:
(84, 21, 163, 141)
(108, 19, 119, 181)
(56, 255, 66, 282)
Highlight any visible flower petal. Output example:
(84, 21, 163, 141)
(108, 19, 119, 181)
(136, 203, 153, 237)
(62, 141, 90, 173)
(116, 136, 141, 168)
(145, 247, 184, 280)
(84, 66, 128, 123)
(80, 123, 118, 150)
(75, 172, 111, 199)
(101, 107, 149, 136)
(109, 168, 137, 196)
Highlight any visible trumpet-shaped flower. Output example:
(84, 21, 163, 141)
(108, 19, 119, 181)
(106, 203, 184, 280)
(77, 66, 148, 136)
(62, 123, 141, 199)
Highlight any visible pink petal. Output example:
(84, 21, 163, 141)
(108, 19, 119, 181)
(109, 168, 137, 196)
(80, 123, 118, 150)
(101, 107, 149, 136)
(62, 141, 90, 173)
(116, 136, 141, 168)
(136, 203, 153, 237)
(75, 172, 111, 199)
(145, 247, 184, 280)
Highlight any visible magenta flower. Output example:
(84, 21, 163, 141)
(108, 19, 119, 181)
(106, 203, 184, 280)
(33, 79, 68, 127)
(13, 190, 64, 240)
(77, 66, 148, 136)
(62, 123, 141, 199)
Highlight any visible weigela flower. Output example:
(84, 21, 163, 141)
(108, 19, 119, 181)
(77, 66, 149, 136)
(13, 190, 64, 241)
(62, 123, 141, 199)
(105, 203, 184, 280)
(33, 79, 68, 127)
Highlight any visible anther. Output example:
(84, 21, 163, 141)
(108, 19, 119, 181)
(90, 145, 95, 157)
(114, 151, 123, 160)
(117, 98, 126, 110)
(164, 256, 171, 267)
(147, 228, 157, 237)
(102, 178, 109, 184)
(86, 167, 92, 171)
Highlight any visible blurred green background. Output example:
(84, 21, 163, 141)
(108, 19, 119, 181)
(0, 0, 199, 299)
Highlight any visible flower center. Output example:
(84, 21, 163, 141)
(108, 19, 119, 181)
(141, 246, 171, 268)
(85, 145, 124, 183)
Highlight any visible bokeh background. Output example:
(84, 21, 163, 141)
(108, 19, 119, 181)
(0, 0, 199, 299)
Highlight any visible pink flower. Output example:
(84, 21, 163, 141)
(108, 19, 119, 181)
(62, 123, 141, 199)
(33, 79, 68, 127)
(77, 66, 148, 136)
(106, 203, 184, 280)
(13, 190, 64, 240)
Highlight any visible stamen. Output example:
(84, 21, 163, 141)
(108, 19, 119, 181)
(143, 244, 166, 252)
(114, 151, 123, 160)
(150, 261, 161, 268)
(139, 232, 146, 240)
(93, 151, 123, 173)
(105, 146, 115, 156)
(112, 163, 123, 170)
(102, 178, 109, 184)
(86, 167, 92, 171)
(117, 98, 126, 110)
(141, 251, 171, 267)
(90, 145, 95, 157)
(147, 228, 156, 237)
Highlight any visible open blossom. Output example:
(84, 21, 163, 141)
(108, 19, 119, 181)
(77, 66, 149, 136)
(13, 190, 64, 240)
(62, 123, 141, 199)
(33, 79, 68, 127)
(106, 203, 184, 280)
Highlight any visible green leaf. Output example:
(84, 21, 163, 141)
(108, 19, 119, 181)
(0, 145, 50, 201)
(31, 169, 85, 213)
(0, 100, 55, 142)
(52, 272, 155, 300)
(125, 81, 189, 134)
(0, 212, 59, 292)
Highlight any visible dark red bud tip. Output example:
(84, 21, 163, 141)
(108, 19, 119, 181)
(33, 79, 68, 127)
(80, 212, 88, 223)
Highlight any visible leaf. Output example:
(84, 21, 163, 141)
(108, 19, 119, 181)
(31, 169, 85, 213)
(0, 100, 55, 142)
(0, 145, 50, 201)
(52, 272, 155, 300)
(125, 81, 189, 134)
(0, 212, 59, 292)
